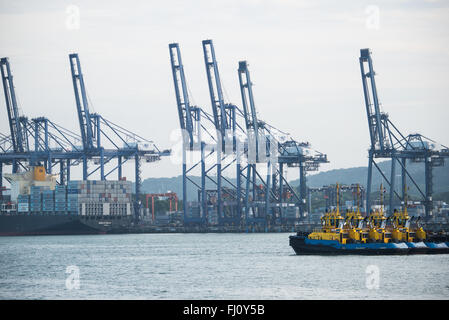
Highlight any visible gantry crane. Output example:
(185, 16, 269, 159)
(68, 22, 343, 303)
(68, 53, 171, 219)
(169, 42, 209, 225)
(238, 60, 328, 224)
(169, 40, 329, 229)
(1, 57, 81, 183)
(238, 60, 275, 225)
(202, 40, 243, 226)
(0, 55, 171, 221)
(145, 192, 178, 221)
(0, 57, 28, 172)
(359, 48, 449, 217)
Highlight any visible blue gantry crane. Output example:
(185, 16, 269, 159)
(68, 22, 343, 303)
(1, 56, 89, 189)
(238, 60, 275, 226)
(0, 58, 71, 180)
(238, 60, 328, 224)
(170, 42, 244, 227)
(0, 57, 28, 172)
(67, 53, 171, 219)
(359, 48, 449, 217)
(169, 42, 209, 225)
(69, 53, 95, 152)
(169, 40, 328, 229)
(0, 55, 171, 220)
(201, 39, 243, 226)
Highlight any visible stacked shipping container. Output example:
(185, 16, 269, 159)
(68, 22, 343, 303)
(68, 180, 133, 216)
(42, 190, 54, 212)
(14, 180, 133, 216)
(54, 185, 67, 212)
(17, 194, 29, 213)
(281, 206, 299, 219)
(67, 181, 79, 213)
(30, 186, 45, 212)
(207, 206, 218, 225)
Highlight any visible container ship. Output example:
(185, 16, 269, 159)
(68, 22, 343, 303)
(0, 166, 135, 236)
(289, 185, 449, 255)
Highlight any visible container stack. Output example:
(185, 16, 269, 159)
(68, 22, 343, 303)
(282, 206, 299, 219)
(82, 202, 103, 215)
(65, 180, 133, 216)
(17, 194, 30, 213)
(207, 206, 218, 225)
(109, 203, 131, 216)
(154, 212, 170, 224)
(42, 189, 55, 213)
(187, 205, 201, 219)
(54, 185, 67, 213)
(30, 186, 43, 212)
(16, 180, 133, 216)
(67, 181, 81, 214)
(170, 211, 184, 225)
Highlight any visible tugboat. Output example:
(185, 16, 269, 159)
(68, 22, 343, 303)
(343, 185, 368, 244)
(289, 184, 449, 255)
(367, 184, 391, 244)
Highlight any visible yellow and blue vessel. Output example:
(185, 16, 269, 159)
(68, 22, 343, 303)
(290, 184, 449, 255)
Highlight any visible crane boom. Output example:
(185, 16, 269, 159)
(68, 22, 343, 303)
(238, 61, 259, 133)
(238, 60, 262, 160)
(169, 43, 195, 147)
(359, 48, 386, 151)
(202, 39, 228, 137)
(69, 53, 95, 150)
(0, 57, 26, 153)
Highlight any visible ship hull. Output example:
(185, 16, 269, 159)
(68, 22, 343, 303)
(0, 214, 134, 236)
(289, 235, 449, 255)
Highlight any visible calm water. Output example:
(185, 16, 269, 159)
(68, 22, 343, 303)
(0, 233, 448, 299)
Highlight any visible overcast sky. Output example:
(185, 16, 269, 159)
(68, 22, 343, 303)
(1, 0, 448, 182)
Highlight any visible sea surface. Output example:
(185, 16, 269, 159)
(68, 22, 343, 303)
(0, 233, 448, 299)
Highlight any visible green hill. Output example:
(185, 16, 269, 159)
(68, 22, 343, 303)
(140, 160, 449, 200)
(294, 160, 449, 196)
